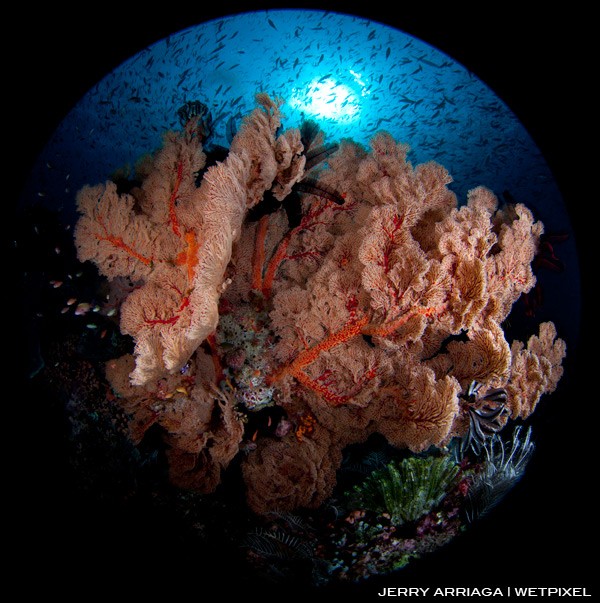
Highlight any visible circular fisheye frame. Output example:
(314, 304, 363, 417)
(17, 9, 578, 589)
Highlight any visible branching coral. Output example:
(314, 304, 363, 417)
(76, 96, 297, 386)
(505, 322, 565, 418)
(74, 94, 566, 512)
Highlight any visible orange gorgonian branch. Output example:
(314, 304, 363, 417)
(363, 303, 448, 338)
(267, 314, 370, 386)
(267, 301, 447, 405)
(252, 215, 270, 292)
(94, 213, 153, 266)
(258, 199, 343, 299)
(175, 230, 200, 281)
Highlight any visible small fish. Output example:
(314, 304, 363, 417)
(67, 297, 77, 306)
(86, 323, 97, 330)
(420, 58, 443, 68)
(75, 302, 92, 315)
(213, 42, 225, 54)
(267, 18, 277, 30)
(50, 280, 63, 288)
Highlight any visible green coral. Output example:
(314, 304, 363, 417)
(346, 454, 459, 525)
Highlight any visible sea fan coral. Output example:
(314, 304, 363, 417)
(243, 424, 341, 514)
(73, 94, 565, 511)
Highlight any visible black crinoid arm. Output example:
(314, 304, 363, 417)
(460, 380, 509, 456)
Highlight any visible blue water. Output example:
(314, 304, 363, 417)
(20, 8, 579, 348)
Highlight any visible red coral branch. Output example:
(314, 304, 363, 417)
(284, 250, 322, 262)
(262, 202, 333, 298)
(94, 214, 153, 265)
(294, 314, 370, 371)
(252, 215, 270, 293)
(175, 231, 200, 282)
(293, 369, 350, 406)
(346, 295, 359, 320)
(268, 294, 445, 405)
(259, 200, 357, 299)
(178, 296, 190, 312)
(144, 288, 190, 327)
(299, 364, 378, 407)
(380, 213, 404, 273)
(363, 303, 447, 338)
(267, 314, 370, 386)
(261, 233, 291, 298)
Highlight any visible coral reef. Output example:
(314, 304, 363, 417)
(73, 94, 565, 510)
(75, 95, 296, 386)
